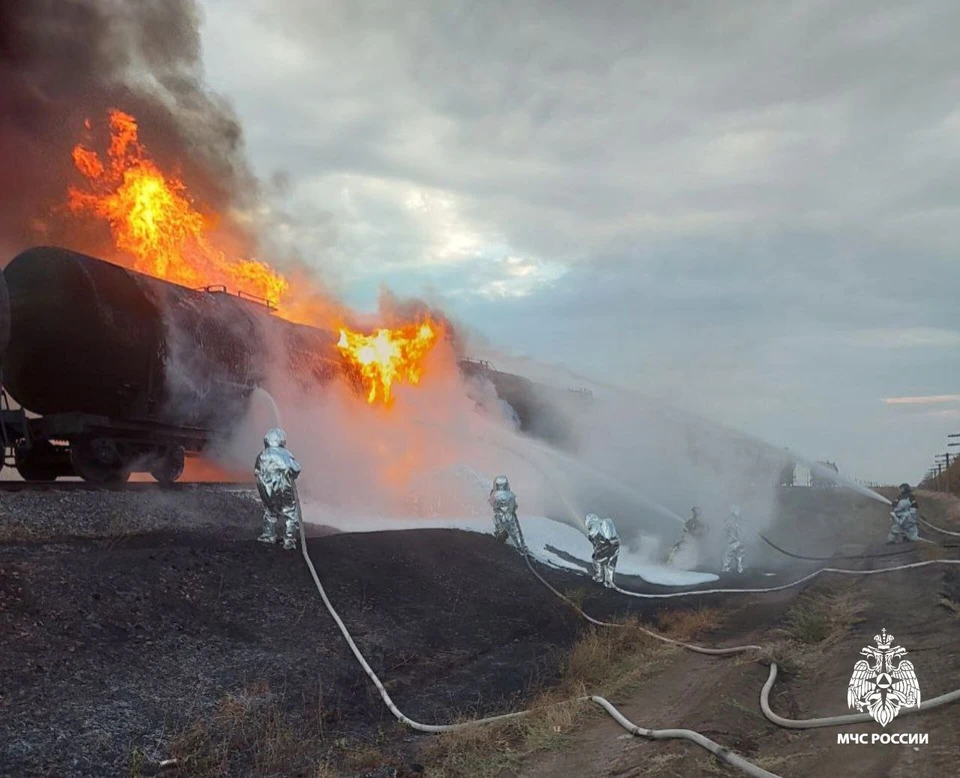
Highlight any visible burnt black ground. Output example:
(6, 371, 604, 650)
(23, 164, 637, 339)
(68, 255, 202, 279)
(0, 486, 877, 778)
(0, 491, 689, 778)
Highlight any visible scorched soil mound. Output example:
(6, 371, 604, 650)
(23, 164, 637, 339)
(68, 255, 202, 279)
(0, 487, 688, 778)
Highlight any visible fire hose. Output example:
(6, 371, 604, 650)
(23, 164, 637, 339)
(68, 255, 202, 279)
(518, 549, 762, 655)
(760, 534, 959, 561)
(294, 492, 780, 778)
(760, 662, 960, 729)
(294, 489, 960, 778)
(243, 400, 960, 774)
(610, 558, 960, 599)
(290, 439, 960, 776)
(296, 508, 960, 776)
(918, 513, 960, 538)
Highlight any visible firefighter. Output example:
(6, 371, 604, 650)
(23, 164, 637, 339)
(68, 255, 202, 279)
(896, 483, 919, 509)
(585, 513, 621, 588)
(888, 496, 920, 544)
(721, 506, 746, 574)
(488, 475, 526, 551)
(255, 428, 302, 551)
(668, 505, 708, 565)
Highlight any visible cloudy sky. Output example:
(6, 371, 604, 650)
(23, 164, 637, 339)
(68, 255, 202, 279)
(198, 0, 960, 484)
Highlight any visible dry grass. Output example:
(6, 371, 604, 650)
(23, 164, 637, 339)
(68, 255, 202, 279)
(657, 606, 725, 640)
(641, 751, 688, 777)
(782, 589, 864, 646)
(756, 638, 806, 676)
(765, 588, 866, 674)
(340, 744, 386, 772)
(420, 617, 668, 778)
(313, 763, 341, 778)
(754, 750, 822, 771)
(692, 756, 738, 776)
(169, 681, 338, 778)
(562, 587, 589, 610)
(918, 464, 960, 499)
(939, 597, 960, 620)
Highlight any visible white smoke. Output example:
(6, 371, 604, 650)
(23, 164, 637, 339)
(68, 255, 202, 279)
(216, 334, 559, 525)
(174, 308, 873, 573)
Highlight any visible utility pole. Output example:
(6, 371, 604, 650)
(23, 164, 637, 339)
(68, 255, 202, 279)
(935, 452, 951, 494)
(933, 454, 952, 492)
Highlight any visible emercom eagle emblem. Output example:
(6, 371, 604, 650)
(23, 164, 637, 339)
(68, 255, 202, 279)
(847, 628, 921, 727)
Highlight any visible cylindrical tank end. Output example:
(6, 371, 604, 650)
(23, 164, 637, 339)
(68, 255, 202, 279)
(0, 266, 10, 360)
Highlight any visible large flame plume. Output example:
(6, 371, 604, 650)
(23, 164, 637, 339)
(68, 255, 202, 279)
(67, 110, 289, 306)
(65, 109, 445, 408)
(337, 320, 443, 406)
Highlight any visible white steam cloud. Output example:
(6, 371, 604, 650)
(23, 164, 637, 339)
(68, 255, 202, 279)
(156, 289, 885, 574)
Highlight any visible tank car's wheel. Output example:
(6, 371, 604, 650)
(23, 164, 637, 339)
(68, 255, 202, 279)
(14, 441, 59, 482)
(70, 438, 131, 484)
(150, 446, 185, 486)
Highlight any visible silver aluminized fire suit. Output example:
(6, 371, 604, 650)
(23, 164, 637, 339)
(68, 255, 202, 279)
(488, 475, 526, 551)
(586, 513, 620, 588)
(668, 506, 708, 564)
(888, 498, 920, 543)
(721, 506, 746, 574)
(255, 428, 302, 551)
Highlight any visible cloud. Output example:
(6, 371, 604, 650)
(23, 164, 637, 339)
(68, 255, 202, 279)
(842, 329, 960, 349)
(884, 395, 960, 406)
(197, 0, 960, 484)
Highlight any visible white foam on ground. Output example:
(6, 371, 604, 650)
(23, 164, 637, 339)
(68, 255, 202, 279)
(303, 504, 718, 588)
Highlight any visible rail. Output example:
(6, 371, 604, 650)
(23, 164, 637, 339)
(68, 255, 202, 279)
(197, 283, 278, 312)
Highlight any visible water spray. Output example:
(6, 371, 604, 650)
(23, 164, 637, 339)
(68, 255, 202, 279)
(479, 352, 892, 506)
(486, 424, 686, 525)
(251, 386, 283, 430)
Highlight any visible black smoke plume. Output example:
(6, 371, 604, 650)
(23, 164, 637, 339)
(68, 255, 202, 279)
(0, 0, 257, 260)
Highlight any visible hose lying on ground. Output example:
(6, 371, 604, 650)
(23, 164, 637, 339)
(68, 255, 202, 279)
(759, 534, 954, 561)
(519, 549, 762, 655)
(760, 662, 960, 729)
(296, 504, 779, 778)
(294, 474, 960, 776)
(610, 558, 960, 599)
(590, 695, 779, 778)
(918, 513, 960, 538)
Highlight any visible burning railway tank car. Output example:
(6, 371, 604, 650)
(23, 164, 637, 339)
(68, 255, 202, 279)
(0, 263, 9, 359)
(0, 246, 341, 484)
(0, 247, 583, 484)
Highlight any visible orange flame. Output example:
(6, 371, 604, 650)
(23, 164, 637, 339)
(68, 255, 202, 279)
(67, 109, 289, 305)
(337, 320, 442, 406)
(65, 109, 445, 407)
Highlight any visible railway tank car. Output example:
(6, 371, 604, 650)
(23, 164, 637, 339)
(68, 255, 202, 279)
(1, 246, 341, 483)
(0, 246, 583, 484)
(0, 265, 9, 359)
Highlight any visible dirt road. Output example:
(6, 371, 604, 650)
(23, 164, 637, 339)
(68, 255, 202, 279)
(519, 489, 960, 777)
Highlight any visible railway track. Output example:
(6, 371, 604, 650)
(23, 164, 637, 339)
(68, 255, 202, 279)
(0, 480, 255, 492)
